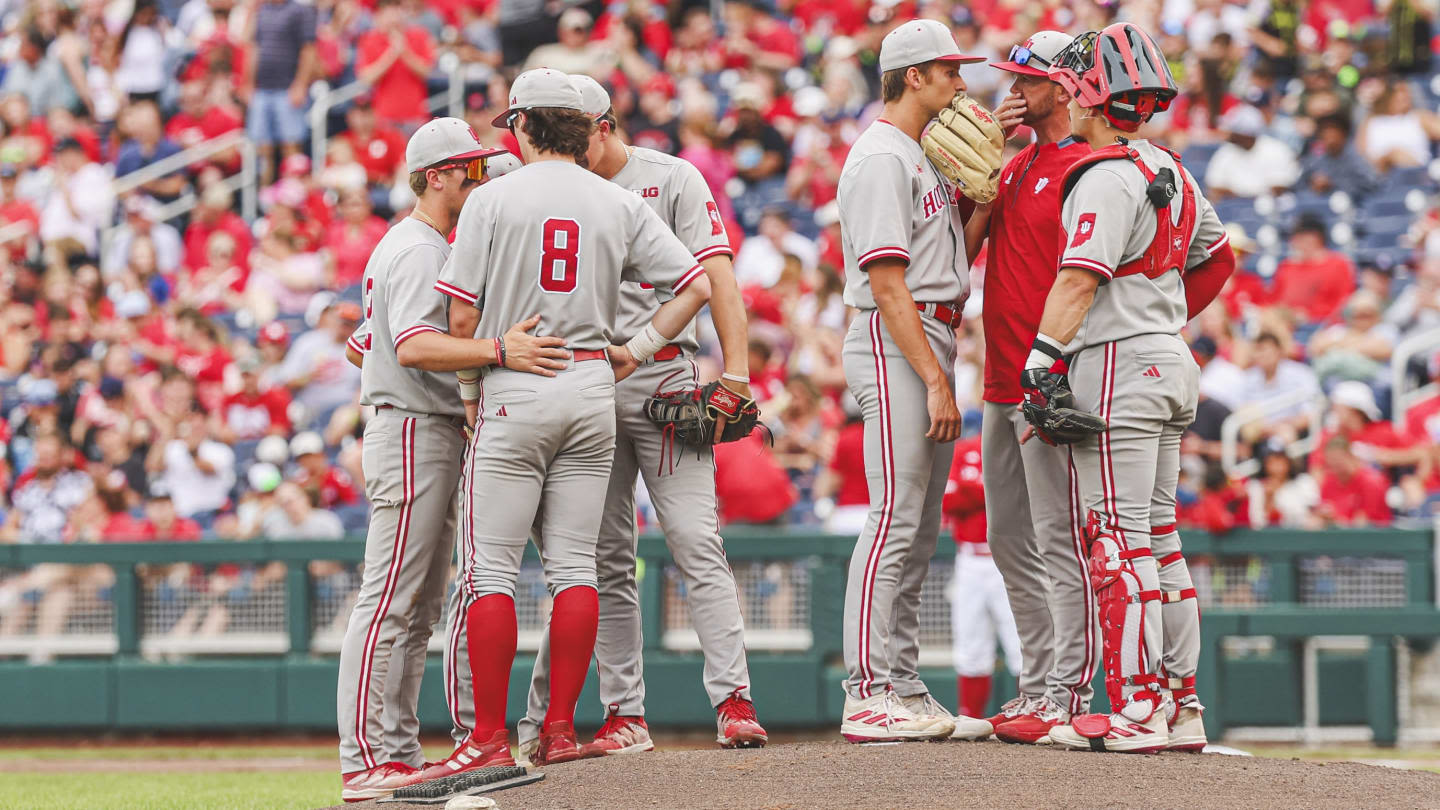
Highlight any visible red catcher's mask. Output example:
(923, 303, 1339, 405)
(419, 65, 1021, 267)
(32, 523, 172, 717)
(1048, 23, 1178, 132)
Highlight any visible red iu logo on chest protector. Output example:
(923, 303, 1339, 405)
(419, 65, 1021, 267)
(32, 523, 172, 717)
(1061, 144, 1198, 280)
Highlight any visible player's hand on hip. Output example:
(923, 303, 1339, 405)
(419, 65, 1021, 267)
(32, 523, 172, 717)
(996, 90, 1026, 139)
(504, 314, 570, 377)
(925, 382, 962, 443)
(607, 344, 640, 382)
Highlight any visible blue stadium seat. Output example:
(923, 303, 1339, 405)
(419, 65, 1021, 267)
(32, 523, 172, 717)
(1384, 166, 1436, 190)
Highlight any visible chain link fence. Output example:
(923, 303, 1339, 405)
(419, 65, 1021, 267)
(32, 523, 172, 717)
(662, 559, 814, 650)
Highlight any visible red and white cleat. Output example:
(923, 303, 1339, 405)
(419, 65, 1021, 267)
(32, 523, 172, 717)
(840, 690, 952, 743)
(1051, 708, 1169, 754)
(716, 689, 768, 748)
(995, 698, 1069, 744)
(581, 704, 655, 758)
(975, 696, 1034, 740)
(534, 721, 583, 766)
(1167, 699, 1207, 752)
(396, 730, 515, 788)
(341, 761, 417, 803)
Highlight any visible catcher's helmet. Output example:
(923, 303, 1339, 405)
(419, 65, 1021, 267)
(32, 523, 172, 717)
(1048, 23, 1178, 132)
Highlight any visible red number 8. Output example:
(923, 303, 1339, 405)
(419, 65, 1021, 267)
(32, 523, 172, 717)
(538, 218, 580, 293)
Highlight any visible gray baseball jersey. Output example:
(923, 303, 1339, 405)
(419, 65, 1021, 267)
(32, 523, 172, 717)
(609, 147, 732, 352)
(838, 117, 968, 707)
(1058, 141, 1226, 354)
(351, 217, 465, 417)
(839, 120, 968, 309)
(445, 148, 755, 747)
(337, 218, 468, 776)
(435, 161, 705, 350)
(1059, 138, 1215, 718)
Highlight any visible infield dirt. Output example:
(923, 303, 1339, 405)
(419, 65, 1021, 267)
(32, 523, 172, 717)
(328, 739, 1440, 810)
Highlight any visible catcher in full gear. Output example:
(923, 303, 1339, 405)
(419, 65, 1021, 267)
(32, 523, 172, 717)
(1020, 22, 1235, 753)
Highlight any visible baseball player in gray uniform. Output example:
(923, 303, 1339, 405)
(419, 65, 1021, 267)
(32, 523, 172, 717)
(1022, 24, 1232, 753)
(405, 69, 713, 782)
(337, 118, 570, 803)
(837, 19, 992, 743)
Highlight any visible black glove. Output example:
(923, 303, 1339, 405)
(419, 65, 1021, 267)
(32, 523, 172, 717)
(1020, 367, 1107, 445)
(644, 380, 762, 448)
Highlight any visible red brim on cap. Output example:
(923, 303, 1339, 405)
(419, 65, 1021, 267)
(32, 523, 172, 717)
(453, 146, 510, 161)
(991, 61, 1049, 77)
(490, 107, 518, 128)
(937, 53, 989, 65)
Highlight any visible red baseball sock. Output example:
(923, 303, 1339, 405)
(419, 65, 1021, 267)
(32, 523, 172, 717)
(467, 593, 517, 739)
(958, 675, 992, 719)
(542, 586, 599, 731)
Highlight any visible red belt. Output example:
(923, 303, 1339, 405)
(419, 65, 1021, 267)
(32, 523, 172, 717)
(572, 349, 610, 362)
(648, 345, 681, 363)
(917, 300, 965, 328)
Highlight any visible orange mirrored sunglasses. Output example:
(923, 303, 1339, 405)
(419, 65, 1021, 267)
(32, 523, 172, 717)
(429, 157, 488, 180)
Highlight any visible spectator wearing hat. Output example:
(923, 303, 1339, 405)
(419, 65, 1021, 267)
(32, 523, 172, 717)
(244, 0, 318, 186)
(104, 196, 183, 278)
(148, 405, 236, 526)
(288, 430, 358, 508)
(522, 7, 614, 78)
(114, 102, 186, 202)
(274, 301, 363, 419)
(1203, 103, 1299, 199)
(38, 136, 113, 258)
(1269, 214, 1356, 323)
(356, 0, 437, 131)
(1307, 290, 1398, 386)
(1309, 380, 1421, 479)
(184, 184, 253, 274)
(722, 83, 790, 192)
(1299, 114, 1378, 199)
(1316, 435, 1392, 526)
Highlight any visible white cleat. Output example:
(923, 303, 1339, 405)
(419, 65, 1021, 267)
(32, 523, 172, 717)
(1168, 700, 1207, 752)
(514, 737, 539, 769)
(900, 692, 986, 741)
(1051, 705, 1170, 754)
(841, 690, 954, 743)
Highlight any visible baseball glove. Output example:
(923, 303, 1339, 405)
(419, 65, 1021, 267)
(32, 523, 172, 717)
(1019, 368, 1108, 445)
(644, 380, 762, 448)
(921, 93, 1006, 204)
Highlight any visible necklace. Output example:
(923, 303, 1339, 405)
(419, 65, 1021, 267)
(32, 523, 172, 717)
(410, 208, 444, 237)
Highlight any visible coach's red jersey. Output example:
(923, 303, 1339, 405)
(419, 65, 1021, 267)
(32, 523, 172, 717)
(983, 137, 1089, 404)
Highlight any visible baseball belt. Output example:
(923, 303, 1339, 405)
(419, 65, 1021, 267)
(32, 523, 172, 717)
(916, 300, 966, 328)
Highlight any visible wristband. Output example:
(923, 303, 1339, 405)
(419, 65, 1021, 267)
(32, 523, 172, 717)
(721, 372, 750, 384)
(496, 337, 507, 368)
(624, 323, 667, 363)
(457, 371, 480, 401)
(1025, 333, 1065, 371)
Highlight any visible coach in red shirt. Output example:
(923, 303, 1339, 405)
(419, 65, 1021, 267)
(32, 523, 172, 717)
(961, 31, 1096, 739)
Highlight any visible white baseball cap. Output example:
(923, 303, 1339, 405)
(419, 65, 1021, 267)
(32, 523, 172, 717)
(992, 30, 1074, 77)
(290, 431, 325, 458)
(570, 74, 611, 119)
(491, 68, 587, 127)
(878, 19, 985, 73)
(405, 117, 506, 173)
(1331, 380, 1382, 422)
(485, 152, 523, 178)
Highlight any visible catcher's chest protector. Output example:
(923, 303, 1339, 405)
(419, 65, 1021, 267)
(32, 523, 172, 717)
(1060, 144, 1198, 280)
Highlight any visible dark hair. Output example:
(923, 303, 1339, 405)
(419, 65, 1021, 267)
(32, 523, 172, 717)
(598, 110, 618, 132)
(881, 60, 940, 103)
(1294, 213, 1328, 240)
(1315, 113, 1352, 137)
(1255, 331, 1283, 349)
(519, 107, 592, 162)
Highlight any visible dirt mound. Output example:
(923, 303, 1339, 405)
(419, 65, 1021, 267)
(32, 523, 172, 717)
(329, 739, 1440, 810)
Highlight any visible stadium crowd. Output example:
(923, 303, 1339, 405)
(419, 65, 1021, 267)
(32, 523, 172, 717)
(0, 0, 1437, 580)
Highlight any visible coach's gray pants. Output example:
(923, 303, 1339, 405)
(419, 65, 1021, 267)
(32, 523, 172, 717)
(337, 410, 464, 774)
(982, 401, 1098, 714)
(841, 310, 955, 700)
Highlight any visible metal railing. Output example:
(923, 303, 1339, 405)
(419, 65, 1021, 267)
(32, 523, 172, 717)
(308, 53, 465, 179)
(98, 130, 259, 264)
(1392, 325, 1440, 429)
(1219, 387, 1327, 478)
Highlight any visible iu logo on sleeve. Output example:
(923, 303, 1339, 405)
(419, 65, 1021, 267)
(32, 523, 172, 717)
(1069, 213, 1097, 247)
(706, 201, 725, 236)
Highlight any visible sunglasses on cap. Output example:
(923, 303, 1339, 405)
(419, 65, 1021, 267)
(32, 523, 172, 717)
(1008, 44, 1054, 69)
(429, 156, 488, 181)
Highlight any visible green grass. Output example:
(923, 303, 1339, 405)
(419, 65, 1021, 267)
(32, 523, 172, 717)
(0, 745, 334, 762)
(0, 771, 337, 810)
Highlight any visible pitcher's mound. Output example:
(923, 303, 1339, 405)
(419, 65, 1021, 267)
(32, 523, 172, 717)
(331, 739, 1440, 810)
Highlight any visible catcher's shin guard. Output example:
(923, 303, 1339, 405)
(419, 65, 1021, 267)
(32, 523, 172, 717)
(1086, 513, 1163, 720)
